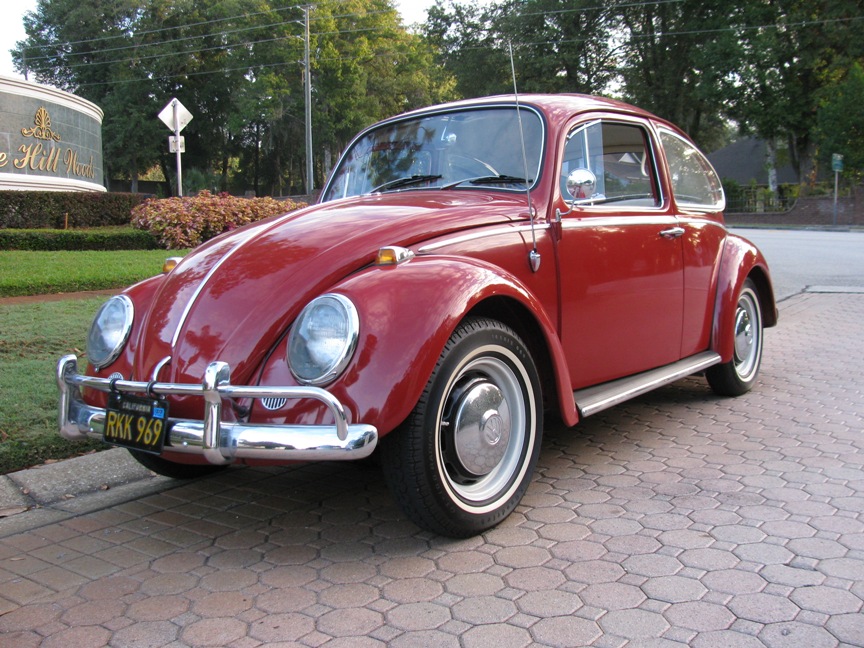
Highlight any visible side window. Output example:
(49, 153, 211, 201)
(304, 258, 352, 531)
(561, 121, 660, 207)
(659, 130, 725, 210)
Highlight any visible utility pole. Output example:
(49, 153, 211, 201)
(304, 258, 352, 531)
(303, 5, 313, 195)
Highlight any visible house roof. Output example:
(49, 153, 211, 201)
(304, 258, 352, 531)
(707, 138, 799, 186)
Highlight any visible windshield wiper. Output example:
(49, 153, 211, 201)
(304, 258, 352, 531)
(370, 174, 442, 193)
(441, 175, 530, 189)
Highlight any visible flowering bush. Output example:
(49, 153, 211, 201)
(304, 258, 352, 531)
(131, 191, 305, 249)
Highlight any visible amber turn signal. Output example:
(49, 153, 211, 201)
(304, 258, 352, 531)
(375, 246, 414, 266)
(162, 257, 183, 273)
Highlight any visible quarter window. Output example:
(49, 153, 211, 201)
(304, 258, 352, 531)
(659, 130, 725, 210)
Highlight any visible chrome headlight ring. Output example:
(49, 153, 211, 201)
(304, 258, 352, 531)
(287, 294, 360, 386)
(87, 295, 134, 370)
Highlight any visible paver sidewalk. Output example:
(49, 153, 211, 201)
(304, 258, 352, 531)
(0, 291, 862, 648)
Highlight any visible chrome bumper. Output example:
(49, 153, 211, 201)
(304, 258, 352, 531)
(56, 355, 378, 464)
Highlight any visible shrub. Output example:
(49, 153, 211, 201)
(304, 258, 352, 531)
(131, 191, 306, 249)
(0, 191, 146, 228)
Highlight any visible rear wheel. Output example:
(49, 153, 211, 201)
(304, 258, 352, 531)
(128, 449, 228, 479)
(707, 278, 763, 396)
(381, 318, 543, 537)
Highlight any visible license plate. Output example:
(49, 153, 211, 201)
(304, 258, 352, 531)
(104, 392, 169, 454)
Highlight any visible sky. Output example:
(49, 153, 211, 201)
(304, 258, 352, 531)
(0, 0, 438, 79)
(1, 0, 35, 77)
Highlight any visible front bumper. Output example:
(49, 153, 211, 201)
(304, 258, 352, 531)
(57, 355, 378, 465)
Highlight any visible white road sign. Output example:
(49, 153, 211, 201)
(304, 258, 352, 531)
(158, 98, 193, 133)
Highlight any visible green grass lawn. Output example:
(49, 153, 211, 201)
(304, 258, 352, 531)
(0, 249, 177, 297)
(0, 298, 108, 473)
(0, 249, 186, 473)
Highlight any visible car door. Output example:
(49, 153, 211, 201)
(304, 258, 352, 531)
(556, 118, 685, 389)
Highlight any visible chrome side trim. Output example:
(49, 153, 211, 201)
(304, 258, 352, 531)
(560, 214, 676, 231)
(57, 355, 378, 463)
(573, 351, 721, 418)
(418, 223, 549, 254)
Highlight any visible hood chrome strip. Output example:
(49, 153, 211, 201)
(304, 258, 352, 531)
(171, 212, 296, 350)
(171, 240, 248, 348)
(169, 208, 308, 349)
(418, 223, 548, 254)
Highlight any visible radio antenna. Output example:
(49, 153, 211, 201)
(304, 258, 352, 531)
(508, 40, 540, 272)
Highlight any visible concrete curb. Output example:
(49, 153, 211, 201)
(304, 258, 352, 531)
(0, 448, 173, 537)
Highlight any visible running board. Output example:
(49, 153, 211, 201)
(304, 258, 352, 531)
(573, 352, 722, 418)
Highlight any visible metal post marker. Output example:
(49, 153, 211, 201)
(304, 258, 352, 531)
(159, 98, 194, 197)
(832, 154, 843, 227)
(174, 100, 183, 196)
(303, 5, 313, 195)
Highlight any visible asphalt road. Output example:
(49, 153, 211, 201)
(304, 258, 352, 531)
(731, 228, 864, 300)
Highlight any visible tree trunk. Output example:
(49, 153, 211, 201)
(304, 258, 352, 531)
(765, 138, 777, 198)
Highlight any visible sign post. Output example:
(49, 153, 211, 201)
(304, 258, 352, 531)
(159, 99, 193, 196)
(831, 153, 843, 227)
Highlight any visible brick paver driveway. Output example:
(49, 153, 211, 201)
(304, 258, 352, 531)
(1, 291, 862, 648)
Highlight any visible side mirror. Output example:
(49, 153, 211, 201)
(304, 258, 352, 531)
(557, 168, 599, 220)
(565, 168, 598, 203)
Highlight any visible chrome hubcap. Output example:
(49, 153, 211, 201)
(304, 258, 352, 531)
(733, 308, 753, 363)
(439, 354, 528, 505)
(449, 380, 511, 478)
(732, 291, 761, 379)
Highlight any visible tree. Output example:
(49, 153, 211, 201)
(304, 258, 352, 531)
(497, 0, 618, 95)
(424, 0, 618, 98)
(424, 0, 512, 97)
(14, 0, 166, 185)
(617, 0, 742, 150)
(731, 0, 864, 190)
(13, 0, 454, 196)
(816, 62, 864, 181)
(310, 0, 457, 182)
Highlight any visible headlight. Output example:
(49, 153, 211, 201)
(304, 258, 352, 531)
(287, 294, 359, 385)
(87, 295, 134, 370)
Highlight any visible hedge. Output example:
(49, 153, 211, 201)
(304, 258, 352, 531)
(0, 227, 158, 251)
(0, 190, 147, 229)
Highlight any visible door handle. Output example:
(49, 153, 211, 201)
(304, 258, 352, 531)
(659, 227, 685, 239)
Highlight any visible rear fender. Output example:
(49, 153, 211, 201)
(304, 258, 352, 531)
(712, 236, 778, 362)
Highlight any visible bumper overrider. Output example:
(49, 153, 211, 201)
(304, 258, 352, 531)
(57, 355, 378, 465)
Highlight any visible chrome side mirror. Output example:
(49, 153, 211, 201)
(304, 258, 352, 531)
(565, 168, 598, 202)
(557, 168, 599, 219)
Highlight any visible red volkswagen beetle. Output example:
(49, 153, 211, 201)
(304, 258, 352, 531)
(58, 94, 777, 537)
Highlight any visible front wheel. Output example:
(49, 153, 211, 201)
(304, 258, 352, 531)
(381, 318, 543, 537)
(707, 278, 764, 396)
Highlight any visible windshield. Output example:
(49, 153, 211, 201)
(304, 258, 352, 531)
(321, 106, 545, 201)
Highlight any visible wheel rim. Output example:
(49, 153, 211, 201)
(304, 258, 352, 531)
(437, 352, 531, 509)
(733, 288, 762, 381)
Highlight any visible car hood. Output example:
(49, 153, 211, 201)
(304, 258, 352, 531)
(132, 191, 529, 385)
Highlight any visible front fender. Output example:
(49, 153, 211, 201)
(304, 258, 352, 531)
(266, 255, 573, 437)
(711, 235, 778, 362)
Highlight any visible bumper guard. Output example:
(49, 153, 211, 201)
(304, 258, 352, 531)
(57, 355, 378, 464)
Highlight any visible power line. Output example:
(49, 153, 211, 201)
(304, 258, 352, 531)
(19, 3, 397, 63)
(19, 1, 864, 85)
(19, 0, 687, 66)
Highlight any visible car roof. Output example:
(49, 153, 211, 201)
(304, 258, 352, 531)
(392, 93, 660, 123)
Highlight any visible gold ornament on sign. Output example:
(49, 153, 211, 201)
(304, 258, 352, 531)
(21, 107, 62, 142)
